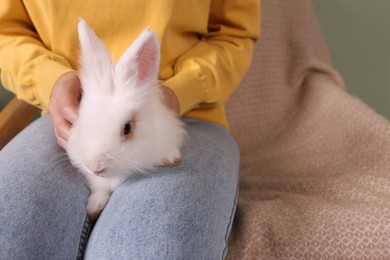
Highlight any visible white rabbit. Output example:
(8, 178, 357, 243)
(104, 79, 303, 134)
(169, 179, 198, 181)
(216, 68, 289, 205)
(67, 18, 186, 221)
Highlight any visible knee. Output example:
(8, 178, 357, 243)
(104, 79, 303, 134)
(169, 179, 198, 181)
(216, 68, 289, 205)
(86, 179, 232, 259)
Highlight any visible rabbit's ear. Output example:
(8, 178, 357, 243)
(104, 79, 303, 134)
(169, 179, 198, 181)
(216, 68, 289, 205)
(115, 27, 160, 86)
(78, 18, 113, 91)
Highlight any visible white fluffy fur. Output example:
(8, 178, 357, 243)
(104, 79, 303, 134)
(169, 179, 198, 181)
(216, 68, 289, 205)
(67, 18, 186, 220)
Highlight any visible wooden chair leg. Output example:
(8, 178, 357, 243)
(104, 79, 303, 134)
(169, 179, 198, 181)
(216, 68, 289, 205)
(0, 97, 39, 150)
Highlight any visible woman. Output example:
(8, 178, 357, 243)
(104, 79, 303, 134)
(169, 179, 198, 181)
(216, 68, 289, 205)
(0, 1, 259, 258)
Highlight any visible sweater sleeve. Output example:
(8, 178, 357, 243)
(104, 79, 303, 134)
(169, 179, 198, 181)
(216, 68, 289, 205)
(0, 1, 74, 111)
(161, 0, 260, 116)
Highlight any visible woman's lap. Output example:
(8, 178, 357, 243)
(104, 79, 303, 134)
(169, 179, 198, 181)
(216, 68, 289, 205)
(0, 116, 90, 259)
(0, 115, 240, 259)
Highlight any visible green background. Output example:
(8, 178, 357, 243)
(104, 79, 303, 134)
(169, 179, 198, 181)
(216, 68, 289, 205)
(312, 0, 390, 119)
(1, 1, 390, 119)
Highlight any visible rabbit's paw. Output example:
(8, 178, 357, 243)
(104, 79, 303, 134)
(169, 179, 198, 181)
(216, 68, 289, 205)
(162, 157, 182, 166)
(87, 191, 110, 222)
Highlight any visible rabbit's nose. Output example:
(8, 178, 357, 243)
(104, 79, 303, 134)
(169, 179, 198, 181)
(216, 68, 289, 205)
(87, 160, 106, 175)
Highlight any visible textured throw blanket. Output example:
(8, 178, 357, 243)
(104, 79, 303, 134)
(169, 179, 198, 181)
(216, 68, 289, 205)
(226, 0, 390, 258)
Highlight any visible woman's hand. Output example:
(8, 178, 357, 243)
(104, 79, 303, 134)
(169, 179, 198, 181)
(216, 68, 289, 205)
(161, 86, 180, 117)
(48, 71, 81, 149)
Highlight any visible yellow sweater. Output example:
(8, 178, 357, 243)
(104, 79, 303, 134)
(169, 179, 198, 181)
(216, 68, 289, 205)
(0, 0, 260, 128)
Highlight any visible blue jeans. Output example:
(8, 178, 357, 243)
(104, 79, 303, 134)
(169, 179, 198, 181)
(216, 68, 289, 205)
(0, 115, 240, 259)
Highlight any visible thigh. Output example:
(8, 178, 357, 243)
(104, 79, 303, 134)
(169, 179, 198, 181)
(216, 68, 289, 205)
(0, 115, 90, 260)
(85, 119, 240, 259)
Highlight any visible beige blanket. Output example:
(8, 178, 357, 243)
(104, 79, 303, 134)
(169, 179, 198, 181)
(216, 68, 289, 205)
(226, 0, 390, 258)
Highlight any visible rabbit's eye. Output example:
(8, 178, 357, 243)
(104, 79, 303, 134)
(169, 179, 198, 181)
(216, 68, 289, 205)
(121, 119, 135, 140)
(123, 122, 132, 136)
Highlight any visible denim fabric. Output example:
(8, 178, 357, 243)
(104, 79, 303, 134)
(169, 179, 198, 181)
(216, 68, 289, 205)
(0, 115, 240, 259)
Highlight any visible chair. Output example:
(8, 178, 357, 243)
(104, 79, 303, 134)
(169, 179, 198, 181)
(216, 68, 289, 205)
(226, 0, 390, 258)
(0, 97, 38, 149)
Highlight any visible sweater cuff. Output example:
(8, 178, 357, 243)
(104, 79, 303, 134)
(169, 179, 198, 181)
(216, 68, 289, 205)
(34, 58, 75, 110)
(161, 66, 212, 116)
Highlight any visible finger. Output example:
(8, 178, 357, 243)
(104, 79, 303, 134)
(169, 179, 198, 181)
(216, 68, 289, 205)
(53, 117, 71, 143)
(58, 88, 80, 124)
(50, 75, 81, 124)
(53, 127, 67, 150)
(61, 104, 79, 124)
(58, 120, 71, 142)
(161, 86, 180, 116)
(57, 136, 67, 150)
